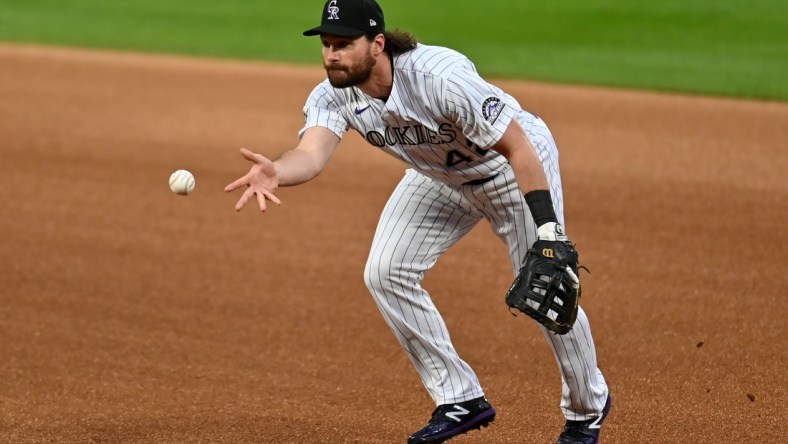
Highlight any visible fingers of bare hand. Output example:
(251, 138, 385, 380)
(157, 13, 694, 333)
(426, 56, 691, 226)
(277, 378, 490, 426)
(255, 191, 268, 212)
(267, 192, 282, 206)
(234, 189, 253, 211)
(239, 147, 260, 162)
(225, 176, 247, 192)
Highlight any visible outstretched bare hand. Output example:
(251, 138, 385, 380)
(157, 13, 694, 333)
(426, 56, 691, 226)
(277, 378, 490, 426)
(224, 148, 282, 212)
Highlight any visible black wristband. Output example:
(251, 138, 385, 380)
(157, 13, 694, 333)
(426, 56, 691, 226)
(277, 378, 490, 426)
(524, 190, 558, 226)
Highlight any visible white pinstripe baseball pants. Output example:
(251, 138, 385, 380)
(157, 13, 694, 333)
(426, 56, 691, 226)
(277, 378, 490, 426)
(363, 118, 609, 420)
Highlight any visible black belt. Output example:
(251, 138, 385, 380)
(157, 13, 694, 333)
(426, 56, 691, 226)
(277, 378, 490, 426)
(464, 174, 498, 186)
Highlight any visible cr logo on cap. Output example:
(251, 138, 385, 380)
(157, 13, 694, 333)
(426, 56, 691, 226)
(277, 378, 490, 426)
(327, 0, 339, 20)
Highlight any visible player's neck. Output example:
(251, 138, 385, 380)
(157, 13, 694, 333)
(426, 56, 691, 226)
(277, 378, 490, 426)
(358, 52, 393, 101)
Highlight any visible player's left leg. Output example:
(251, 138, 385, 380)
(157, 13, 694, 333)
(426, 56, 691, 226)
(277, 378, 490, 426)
(464, 116, 610, 427)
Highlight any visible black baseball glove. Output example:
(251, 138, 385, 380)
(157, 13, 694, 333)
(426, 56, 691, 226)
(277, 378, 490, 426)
(505, 224, 582, 335)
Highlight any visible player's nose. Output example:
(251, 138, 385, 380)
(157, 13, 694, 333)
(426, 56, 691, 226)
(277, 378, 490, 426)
(325, 49, 340, 63)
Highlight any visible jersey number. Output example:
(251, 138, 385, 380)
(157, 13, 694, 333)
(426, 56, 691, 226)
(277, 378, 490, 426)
(445, 138, 489, 167)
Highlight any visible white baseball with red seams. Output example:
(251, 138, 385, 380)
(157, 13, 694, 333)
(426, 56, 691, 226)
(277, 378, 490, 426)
(169, 169, 196, 195)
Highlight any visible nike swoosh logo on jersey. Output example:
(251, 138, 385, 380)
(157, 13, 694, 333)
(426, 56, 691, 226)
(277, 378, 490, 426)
(354, 105, 371, 115)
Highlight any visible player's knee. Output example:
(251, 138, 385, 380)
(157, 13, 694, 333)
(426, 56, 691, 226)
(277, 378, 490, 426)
(364, 254, 393, 294)
(365, 253, 412, 294)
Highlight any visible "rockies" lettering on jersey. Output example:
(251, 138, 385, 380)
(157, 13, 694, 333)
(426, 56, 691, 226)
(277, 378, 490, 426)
(365, 123, 457, 147)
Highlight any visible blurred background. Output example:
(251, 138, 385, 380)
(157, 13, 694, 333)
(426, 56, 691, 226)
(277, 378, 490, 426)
(0, 0, 786, 100)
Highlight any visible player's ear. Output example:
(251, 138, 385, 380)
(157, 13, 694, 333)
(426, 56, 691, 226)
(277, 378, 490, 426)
(372, 33, 386, 56)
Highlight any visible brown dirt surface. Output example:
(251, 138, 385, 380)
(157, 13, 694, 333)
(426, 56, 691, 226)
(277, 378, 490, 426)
(1, 44, 786, 443)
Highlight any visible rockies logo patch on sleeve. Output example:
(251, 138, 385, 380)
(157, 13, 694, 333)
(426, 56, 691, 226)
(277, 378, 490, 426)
(482, 97, 504, 124)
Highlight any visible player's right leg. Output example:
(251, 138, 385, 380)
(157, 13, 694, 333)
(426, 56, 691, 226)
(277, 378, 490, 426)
(363, 168, 485, 406)
(364, 169, 497, 443)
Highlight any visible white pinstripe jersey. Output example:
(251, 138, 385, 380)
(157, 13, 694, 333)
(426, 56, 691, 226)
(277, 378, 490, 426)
(300, 43, 538, 187)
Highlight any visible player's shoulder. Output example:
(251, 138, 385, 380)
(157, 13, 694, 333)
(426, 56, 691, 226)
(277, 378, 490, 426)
(394, 43, 474, 79)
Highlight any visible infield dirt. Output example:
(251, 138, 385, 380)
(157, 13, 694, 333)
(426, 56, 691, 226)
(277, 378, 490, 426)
(1, 44, 786, 443)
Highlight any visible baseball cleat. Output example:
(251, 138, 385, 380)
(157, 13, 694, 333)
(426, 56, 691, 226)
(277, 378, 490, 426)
(556, 394, 612, 444)
(407, 396, 496, 444)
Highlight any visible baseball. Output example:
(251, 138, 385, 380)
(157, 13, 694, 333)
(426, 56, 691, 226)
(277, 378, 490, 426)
(169, 169, 196, 195)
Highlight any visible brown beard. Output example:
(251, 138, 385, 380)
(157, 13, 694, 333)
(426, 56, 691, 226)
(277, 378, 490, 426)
(325, 51, 377, 88)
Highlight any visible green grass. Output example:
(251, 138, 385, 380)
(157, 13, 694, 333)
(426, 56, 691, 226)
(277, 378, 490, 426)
(1, 0, 786, 101)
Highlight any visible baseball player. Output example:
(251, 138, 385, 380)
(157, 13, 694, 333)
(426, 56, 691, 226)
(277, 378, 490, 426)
(225, 0, 611, 443)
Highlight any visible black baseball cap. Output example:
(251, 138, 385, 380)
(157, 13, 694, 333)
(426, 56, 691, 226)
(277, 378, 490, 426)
(303, 0, 385, 37)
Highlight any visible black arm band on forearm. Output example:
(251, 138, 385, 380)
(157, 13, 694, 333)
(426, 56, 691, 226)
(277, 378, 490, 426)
(524, 190, 558, 226)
